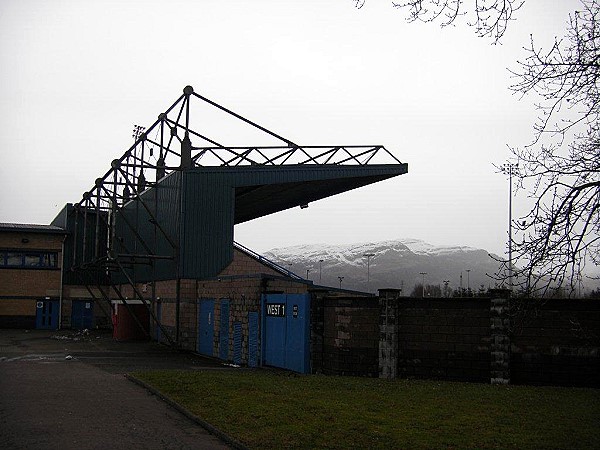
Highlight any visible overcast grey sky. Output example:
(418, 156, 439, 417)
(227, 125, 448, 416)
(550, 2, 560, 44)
(0, 0, 579, 256)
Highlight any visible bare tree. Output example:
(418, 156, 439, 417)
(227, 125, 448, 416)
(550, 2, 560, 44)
(353, 0, 598, 295)
(505, 0, 600, 296)
(353, 0, 524, 42)
(352, 1, 598, 294)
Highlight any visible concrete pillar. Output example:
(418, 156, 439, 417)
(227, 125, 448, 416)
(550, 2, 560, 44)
(378, 288, 401, 379)
(156, 156, 166, 181)
(180, 133, 192, 169)
(490, 290, 511, 384)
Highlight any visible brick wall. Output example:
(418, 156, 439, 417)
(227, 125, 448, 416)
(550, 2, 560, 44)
(0, 232, 64, 250)
(320, 296, 380, 377)
(379, 289, 400, 379)
(227, 291, 260, 365)
(490, 296, 510, 384)
(510, 299, 600, 387)
(396, 298, 491, 382)
(0, 231, 63, 328)
(0, 300, 37, 328)
(0, 269, 62, 299)
(194, 276, 309, 362)
(177, 298, 198, 350)
(127, 247, 312, 363)
(219, 248, 284, 277)
(196, 277, 262, 359)
(373, 295, 600, 387)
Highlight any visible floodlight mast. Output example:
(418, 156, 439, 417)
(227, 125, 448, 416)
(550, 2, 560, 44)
(364, 253, 375, 292)
(420, 272, 427, 298)
(501, 163, 518, 294)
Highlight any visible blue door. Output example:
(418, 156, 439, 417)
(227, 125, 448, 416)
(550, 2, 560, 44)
(197, 298, 214, 356)
(219, 299, 230, 361)
(36, 299, 59, 330)
(233, 322, 242, 365)
(263, 293, 287, 368)
(262, 293, 310, 373)
(71, 300, 93, 329)
(285, 295, 311, 373)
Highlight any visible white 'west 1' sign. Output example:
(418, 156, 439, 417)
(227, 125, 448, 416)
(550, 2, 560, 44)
(266, 303, 285, 317)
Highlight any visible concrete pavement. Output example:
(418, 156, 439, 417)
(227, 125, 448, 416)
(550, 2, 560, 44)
(0, 329, 232, 450)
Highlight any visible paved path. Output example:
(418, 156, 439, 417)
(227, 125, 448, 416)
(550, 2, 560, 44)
(0, 329, 231, 450)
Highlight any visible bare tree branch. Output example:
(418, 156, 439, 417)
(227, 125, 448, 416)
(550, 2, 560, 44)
(500, 1, 600, 297)
(390, 0, 524, 42)
(354, 0, 599, 296)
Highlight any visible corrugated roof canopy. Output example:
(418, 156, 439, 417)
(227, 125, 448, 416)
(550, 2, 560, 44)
(229, 164, 408, 223)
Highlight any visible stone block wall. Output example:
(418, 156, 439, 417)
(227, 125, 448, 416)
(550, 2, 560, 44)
(395, 298, 491, 382)
(177, 298, 199, 350)
(510, 299, 600, 387)
(379, 289, 401, 379)
(227, 291, 261, 365)
(321, 296, 380, 377)
(372, 294, 600, 387)
(490, 294, 510, 384)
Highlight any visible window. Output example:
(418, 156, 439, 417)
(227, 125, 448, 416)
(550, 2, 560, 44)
(5, 252, 22, 266)
(43, 253, 57, 267)
(0, 250, 59, 268)
(25, 253, 42, 266)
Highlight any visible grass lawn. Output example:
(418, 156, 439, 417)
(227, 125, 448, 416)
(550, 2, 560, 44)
(132, 370, 599, 449)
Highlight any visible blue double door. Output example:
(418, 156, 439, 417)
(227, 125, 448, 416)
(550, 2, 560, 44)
(36, 299, 59, 330)
(197, 299, 215, 356)
(197, 298, 235, 361)
(196, 295, 309, 372)
(262, 293, 310, 374)
(71, 300, 94, 329)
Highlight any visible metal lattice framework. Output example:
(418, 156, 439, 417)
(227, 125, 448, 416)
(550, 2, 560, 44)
(68, 85, 403, 345)
(76, 86, 401, 215)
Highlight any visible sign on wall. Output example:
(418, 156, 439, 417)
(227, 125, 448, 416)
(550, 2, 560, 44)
(266, 303, 286, 317)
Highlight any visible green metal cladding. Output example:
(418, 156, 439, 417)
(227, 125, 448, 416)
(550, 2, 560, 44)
(59, 162, 407, 284)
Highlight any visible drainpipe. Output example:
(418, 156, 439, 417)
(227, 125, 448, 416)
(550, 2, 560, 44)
(58, 233, 67, 330)
(176, 278, 181, 344)
(259, 277, 270, 367)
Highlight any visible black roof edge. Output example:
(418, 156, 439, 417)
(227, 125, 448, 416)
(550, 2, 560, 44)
(0, 223, 67, 234)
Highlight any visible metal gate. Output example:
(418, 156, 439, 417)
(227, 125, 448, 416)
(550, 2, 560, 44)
(262, 293, 310, 374)
(36, 299, 59, 330)
(197, 298, 215, 356)
(71, 300, 93, 329)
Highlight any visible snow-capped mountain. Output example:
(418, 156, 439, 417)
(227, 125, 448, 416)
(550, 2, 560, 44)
(262, 238, 503, 294)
